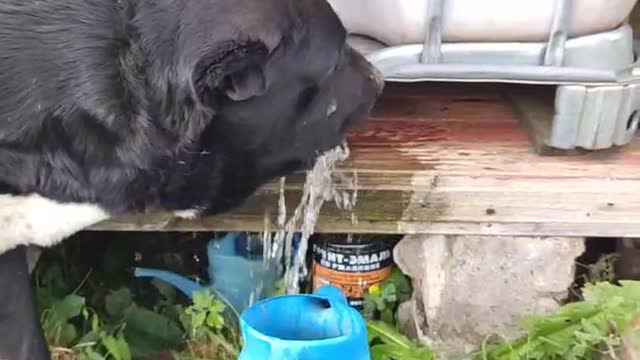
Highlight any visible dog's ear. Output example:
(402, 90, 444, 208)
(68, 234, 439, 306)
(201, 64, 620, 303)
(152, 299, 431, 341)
(194, 41, 269, 102)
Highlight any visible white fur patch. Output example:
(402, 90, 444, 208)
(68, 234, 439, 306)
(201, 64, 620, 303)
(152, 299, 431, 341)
(172, 209, 200, 220)
(0, 194, 110, 254)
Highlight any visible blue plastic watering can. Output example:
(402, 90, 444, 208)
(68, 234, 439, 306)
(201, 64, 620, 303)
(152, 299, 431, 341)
(134, 232, 292, 312)
(238, 285, 370, 360)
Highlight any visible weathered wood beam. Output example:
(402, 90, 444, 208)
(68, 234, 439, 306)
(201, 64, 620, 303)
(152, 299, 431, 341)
(90, 83, 640, 237)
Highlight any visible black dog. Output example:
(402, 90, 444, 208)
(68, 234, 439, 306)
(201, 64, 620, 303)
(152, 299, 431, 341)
(0, 0, 383, 358)
(0, 0, 383, 249)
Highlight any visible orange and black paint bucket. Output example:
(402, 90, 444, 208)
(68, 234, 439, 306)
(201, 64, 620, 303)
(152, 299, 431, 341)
(311, 235, 399, 309)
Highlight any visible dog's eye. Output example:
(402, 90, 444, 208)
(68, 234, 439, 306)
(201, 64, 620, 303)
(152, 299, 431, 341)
(298, 85, 318, 107)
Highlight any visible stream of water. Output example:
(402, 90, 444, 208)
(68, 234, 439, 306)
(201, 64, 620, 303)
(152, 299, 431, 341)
(265, 142, 359, 294)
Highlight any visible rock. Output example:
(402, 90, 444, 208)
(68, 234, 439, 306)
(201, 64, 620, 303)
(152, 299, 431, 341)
(396, 301, 418, 339)
(393, 234, 426, 279)
(394, 234, 585, 358)
(393, 236, 429, 342)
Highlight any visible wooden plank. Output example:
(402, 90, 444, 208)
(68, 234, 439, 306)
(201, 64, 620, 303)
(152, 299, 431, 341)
(90, 82, 640, 237)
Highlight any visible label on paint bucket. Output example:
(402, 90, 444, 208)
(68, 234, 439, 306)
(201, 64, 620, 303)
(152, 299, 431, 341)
(311, 237, 396, 309)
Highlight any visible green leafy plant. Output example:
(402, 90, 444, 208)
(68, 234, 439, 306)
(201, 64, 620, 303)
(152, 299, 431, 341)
(362, 268, 412, 325)
(360, 268, 434, 360)
(34, 235, 252, 360)
(37, 264, 184, 359)
(40, 291, 133, 360)
(173, 289, 241, 360)
(104, 288, 183, 357)
(41, 293, 87, 347)
(477, 281, 640, 360)
(367, 320, 437, 360)
(181, 290, 227, 336)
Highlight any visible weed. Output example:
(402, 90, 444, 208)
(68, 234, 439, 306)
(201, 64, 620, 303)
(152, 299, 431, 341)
(476, 281, 640, 360)
(173, 289, 242, 360)
(362, 268, 412, 325)
(367, 320, 437, 360)
(360, 268, 437, 359)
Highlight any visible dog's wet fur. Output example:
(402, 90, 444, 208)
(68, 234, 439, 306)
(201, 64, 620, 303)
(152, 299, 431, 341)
(0, 0, 383, 358)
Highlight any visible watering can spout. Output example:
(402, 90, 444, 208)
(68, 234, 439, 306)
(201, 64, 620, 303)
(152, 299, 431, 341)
(134, 267, 204, 299)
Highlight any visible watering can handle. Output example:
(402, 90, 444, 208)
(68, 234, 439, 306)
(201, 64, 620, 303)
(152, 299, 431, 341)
(314, 285, 349, 307)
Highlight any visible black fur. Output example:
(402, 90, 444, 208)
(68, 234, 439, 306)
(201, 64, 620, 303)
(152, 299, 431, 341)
(0, 0, 384, 216)
(0, 246, 50, 360)
(0, 1, 383, 358)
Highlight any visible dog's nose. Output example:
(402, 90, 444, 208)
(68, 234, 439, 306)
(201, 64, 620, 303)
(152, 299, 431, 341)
(369, 64, 385, 96)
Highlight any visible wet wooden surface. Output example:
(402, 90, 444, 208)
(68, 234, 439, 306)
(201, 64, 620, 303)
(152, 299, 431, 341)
(91, 83, 640, 237)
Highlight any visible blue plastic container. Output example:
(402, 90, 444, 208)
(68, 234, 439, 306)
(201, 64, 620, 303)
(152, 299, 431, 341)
(207, 232, 283, 310)
(238, 285, 370, 360)
(134, 232, 284, 312)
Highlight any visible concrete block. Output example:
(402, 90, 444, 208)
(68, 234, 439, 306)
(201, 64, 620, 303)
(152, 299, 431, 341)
(394, 234, 585, 358)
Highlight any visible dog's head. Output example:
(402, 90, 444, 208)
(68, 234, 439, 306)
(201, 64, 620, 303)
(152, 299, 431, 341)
(211, 25, 384, 181)
(139, 0, 384, 212)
